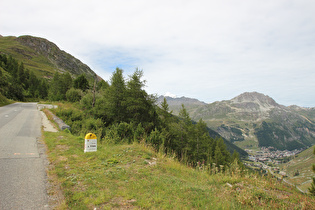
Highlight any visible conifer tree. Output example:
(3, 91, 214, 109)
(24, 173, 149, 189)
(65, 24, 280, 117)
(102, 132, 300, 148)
(106, 68, 127, 123)
(178, 104, 196, 161)
(62, 72, 73, 93)
(73, 74, 89, 91)
(17, 62, 26, 85)
(213, 138, 231, 170)
(126, 69, 151, 124)
(49, 72, 64, 101)
(39, 79, 48, 99)
(160, 97, 173, 127)
(97, 80, 109, 91)
(28, 71, 40, 97)
(214, 142, 224, 167)
(195, 119, 211, 162)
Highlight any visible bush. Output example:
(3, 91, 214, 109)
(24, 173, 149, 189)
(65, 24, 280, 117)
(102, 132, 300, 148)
(66, 88, 83, 102)
(80, 92, 93, 110)
(103, 122, 135, 144)
(81, 118, 104, 140)
(148, 128, 163, 149)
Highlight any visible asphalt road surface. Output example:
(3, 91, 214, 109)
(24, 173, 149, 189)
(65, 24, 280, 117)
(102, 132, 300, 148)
(0, 103, 48, 209)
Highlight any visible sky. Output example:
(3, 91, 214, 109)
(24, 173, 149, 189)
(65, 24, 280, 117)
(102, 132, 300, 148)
(1, 0, 315, 107)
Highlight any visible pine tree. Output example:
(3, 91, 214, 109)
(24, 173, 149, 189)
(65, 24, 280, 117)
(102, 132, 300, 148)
(195, 119, 210, 162)
(97, 80, 109, 91)
(125, 69, 152, 124)
(49, 72, 64, 101)
(160, 97, 173, 127)
(39, 79, 48, 99)
(62, 72, 73, 93)
(105, 68, 127, 123)
(17, 62, 26, 85)
(213, 138, 231, 170)
(73, 74, 89, 91)
(28, 71, 40, 97)
(178, 104, 194, 161)
(214, 143, 224, 167)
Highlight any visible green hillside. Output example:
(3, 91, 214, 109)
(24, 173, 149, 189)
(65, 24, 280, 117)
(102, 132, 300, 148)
(44, 130, 315, 209)
(280, 145, 315, 193)
(0, 36, 55, 77)
(0, 35, 96, 79)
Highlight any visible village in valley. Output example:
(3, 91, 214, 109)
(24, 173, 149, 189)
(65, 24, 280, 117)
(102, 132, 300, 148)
(244, 147, 304, 176)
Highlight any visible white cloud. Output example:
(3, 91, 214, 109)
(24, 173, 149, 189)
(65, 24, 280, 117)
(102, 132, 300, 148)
(1, 0, 315, 106)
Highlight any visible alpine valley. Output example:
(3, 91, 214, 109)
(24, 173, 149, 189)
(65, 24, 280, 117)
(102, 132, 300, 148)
(2, 35, 314, 152)
(158, 92, 315, 151)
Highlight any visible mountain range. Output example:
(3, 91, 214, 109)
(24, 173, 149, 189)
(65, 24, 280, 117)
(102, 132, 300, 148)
(158, 92, 315, 151)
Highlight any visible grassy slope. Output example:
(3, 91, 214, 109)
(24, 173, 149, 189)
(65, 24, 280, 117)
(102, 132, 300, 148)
(43, 131, 315, 209)
(0, 93, 12, 107)
(280, 145, 315, 192)
(0, 36, 58, 78)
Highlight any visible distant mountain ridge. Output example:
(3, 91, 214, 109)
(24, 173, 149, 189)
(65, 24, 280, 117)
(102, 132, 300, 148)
(157, 95, 247, 156)
(159, 92, 315, 151)
(0, 35, 96, 79)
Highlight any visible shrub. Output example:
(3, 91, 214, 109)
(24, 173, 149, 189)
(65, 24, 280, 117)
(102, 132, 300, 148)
(80, 92, 93, 110)
(81, 118, 103, 136)
(66, 88, 83, 102)
(103, 123, 135, 144)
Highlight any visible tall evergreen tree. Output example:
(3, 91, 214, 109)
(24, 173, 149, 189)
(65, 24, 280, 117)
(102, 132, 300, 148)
(178, 104, 193, 160)
(17, 62, 26, 85)
(73, 74, 89, 91)
(160, 97, 173, 127)
(49, 72, 64, 101)
(125, 69, 156, 127)
(62, 72, 73, 93)
(39, 79, 48, 99)
(214, 142, 224, 167)
(28, 71, 40, 97)
(214, 138, 231, 168)
(97, 80, 110, 91)
(105, 68, 127, 123)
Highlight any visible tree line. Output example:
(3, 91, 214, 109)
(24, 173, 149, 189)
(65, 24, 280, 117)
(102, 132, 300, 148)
(0, 54, 48, 100)
(0, 54, 94, 102)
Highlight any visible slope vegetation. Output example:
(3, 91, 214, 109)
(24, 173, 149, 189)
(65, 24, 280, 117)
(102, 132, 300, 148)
(0, 35, 96, 79)
(280, 145, 315, 193)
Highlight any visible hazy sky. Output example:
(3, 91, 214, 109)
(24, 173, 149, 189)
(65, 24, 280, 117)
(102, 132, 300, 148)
(1, 0, 315, 107)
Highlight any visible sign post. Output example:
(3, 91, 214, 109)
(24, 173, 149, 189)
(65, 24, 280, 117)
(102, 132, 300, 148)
(84, 133, 97, 153)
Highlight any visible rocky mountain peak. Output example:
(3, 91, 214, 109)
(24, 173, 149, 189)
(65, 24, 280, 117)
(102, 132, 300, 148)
(231, 92, 279, 108)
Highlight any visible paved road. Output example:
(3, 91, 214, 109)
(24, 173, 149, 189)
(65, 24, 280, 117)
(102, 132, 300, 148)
(0, 103, 48, 209)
